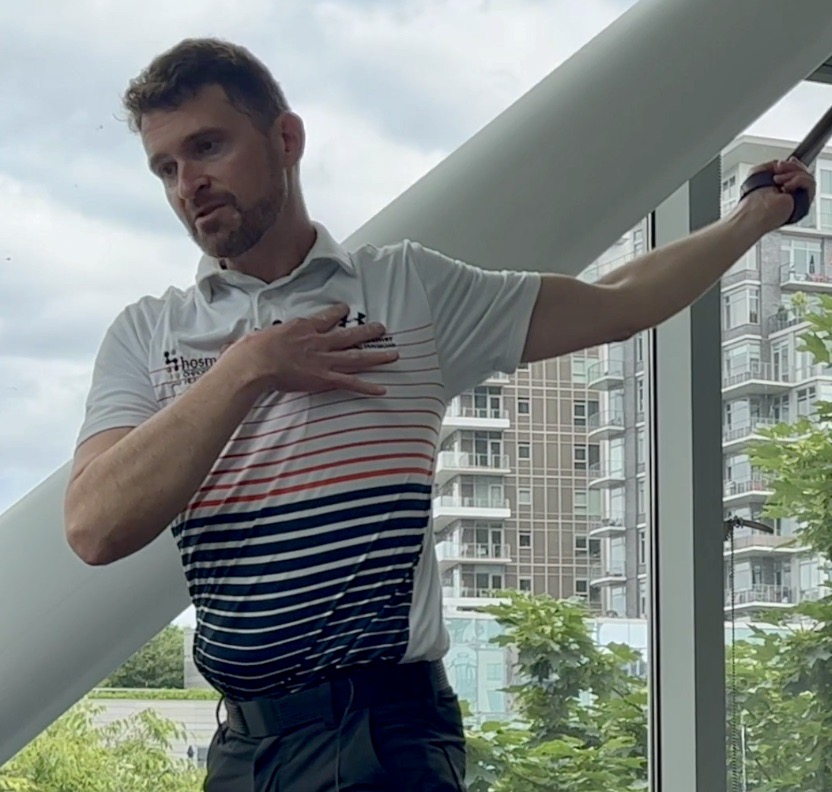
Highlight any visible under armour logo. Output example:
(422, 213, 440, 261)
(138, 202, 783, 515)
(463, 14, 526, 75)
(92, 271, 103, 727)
(339, 311, 366, 328)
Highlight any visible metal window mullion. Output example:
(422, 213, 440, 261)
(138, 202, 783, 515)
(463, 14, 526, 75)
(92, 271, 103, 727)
(648, 158, 725, 792)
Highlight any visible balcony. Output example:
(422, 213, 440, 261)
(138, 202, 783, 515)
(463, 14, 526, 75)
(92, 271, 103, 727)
(721, 361, 792, 399)
(432, 495, 511, 534)
(780, 263, 832, 292)
(587, 359, 625, 391)
(441, 586, 508, 607)
(434, 451, 511, 487)
(587, 463, 626, 489)
(587, 410, 626, 441)
(723, 476, 774, 506)
(724, 533, 804, 559)
(589, 517, 627, 539)
(767, 311, 810, 335)
(435, 542, 512, 572)
(483, 371, 511, 385)
(589, 562, 627, 587)
(440, 403, 510, 442)
(721, 418, 778, 452)
(724, 585, 794, 612)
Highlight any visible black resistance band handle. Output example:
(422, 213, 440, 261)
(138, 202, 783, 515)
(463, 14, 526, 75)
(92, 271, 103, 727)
(739, 102, 832, 225)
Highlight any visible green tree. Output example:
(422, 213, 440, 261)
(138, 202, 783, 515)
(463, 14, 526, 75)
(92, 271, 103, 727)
(0, 699, 205, 792)
(464, 592, 648, 791)
(736, 290, 832, 790)
(99, 625, 186, 689)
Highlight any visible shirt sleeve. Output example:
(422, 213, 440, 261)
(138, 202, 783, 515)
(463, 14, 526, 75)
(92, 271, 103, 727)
(75, 304, 161, 449)
(408, 240, 542, 399)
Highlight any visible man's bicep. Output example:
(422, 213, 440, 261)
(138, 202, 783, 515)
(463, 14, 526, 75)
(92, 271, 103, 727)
(521, 275, 635, 363)
(409, 242, 541, 398)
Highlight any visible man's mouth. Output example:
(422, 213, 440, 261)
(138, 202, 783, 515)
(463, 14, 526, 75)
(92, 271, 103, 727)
(195, 204, 227, 222)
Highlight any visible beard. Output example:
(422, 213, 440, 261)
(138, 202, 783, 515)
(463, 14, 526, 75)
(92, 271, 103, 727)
(189, 157, 285, 259)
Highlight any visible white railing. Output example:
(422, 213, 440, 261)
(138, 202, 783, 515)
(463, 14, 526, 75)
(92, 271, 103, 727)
(721, 361, 790, 389)
(722, 418, 777, 443)
(436, 451, 510, 470)
(436, 542, 512, 561)
(725, 585, 793, 605)
(723, 477, 772, 497)
(445, 405, 510, 420)
(780, 263, 832, 285)
(587, 410, 626, 431)
(589, 562, 627, 580)
(587, 359, 625, 381)
(434, 495, 510, 510)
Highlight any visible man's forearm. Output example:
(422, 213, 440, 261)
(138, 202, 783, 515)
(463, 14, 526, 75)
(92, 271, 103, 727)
(597, 200, 769, 331)
(65, 360, 263, 565)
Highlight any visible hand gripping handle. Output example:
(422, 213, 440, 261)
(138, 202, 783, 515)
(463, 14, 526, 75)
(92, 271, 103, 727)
(739, 102, 832, 225)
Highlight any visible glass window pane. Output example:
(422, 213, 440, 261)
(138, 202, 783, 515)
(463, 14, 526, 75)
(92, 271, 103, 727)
(721, 81, 832, 789)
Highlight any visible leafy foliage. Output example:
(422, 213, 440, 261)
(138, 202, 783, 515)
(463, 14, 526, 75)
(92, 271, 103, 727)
(465, 592, 648, 791)
(737, 292, 832, 790)
(98, 625, 187, 690)
(0, 700, 205, 792)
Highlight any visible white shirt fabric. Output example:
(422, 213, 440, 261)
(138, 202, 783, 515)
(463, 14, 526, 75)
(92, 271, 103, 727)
(77, 222, 541, 700)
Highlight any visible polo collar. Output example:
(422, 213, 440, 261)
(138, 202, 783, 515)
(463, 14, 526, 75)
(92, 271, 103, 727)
(195, 221, 355, 302)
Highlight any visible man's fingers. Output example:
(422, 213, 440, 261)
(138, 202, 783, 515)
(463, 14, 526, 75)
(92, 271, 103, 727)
(327, 321, 388, 349)
(326, 347, 399, 373)
(325, 372, 388, 396)
(310, 302, 351, 332)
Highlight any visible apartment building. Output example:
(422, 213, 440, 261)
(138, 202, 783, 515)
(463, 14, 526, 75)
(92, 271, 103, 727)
(433, 355, 614, 612)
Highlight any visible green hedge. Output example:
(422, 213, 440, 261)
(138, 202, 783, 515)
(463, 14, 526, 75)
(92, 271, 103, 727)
(89, 688, 221, 701)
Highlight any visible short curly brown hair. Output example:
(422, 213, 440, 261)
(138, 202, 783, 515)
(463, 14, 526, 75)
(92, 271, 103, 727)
(122, 38, 290, 134)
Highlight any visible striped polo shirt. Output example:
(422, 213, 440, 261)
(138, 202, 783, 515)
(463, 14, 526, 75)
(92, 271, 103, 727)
(76, 222, 540, 700)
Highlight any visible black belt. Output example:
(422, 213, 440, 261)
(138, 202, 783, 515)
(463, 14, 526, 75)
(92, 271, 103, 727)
(224, 660, 451, 738)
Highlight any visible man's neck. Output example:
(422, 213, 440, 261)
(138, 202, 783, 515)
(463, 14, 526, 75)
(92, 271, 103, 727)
(222, 215, 317, 283)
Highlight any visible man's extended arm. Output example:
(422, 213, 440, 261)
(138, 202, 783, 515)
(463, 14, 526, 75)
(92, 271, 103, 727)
(521, 159, 816, 362)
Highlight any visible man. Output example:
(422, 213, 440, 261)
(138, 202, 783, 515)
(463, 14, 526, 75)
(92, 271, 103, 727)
(63, 37, 815, 792)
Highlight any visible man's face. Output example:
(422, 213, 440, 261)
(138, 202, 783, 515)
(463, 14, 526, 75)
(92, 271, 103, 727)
(140, 84, 287, 259)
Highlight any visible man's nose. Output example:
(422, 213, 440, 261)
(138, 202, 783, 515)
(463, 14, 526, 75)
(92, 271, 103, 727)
(177, 163, 210, 202)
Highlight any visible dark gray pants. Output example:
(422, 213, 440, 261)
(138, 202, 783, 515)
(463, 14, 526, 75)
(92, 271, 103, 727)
(204, 674, 468, 791)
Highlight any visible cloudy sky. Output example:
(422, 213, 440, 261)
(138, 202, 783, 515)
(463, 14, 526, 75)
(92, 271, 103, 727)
(1, 1, 830, 627)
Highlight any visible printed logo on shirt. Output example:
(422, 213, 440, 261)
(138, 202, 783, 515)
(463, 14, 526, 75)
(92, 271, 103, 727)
(162, 348, 218, 385)
(271, 310, 397, 349)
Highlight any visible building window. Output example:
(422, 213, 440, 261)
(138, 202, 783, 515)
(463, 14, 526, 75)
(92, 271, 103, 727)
(519, 577, 532, 592)
(574, 490, 587, 514)
(721, 173, 738, 215)
(781, 237, 823, 276)
(575, 535, 588, 555)
(821, 197, 832, 232)
(637, 479, 646, 519)
(722, 286, 760, 330)
(518, 487, 531, 505)
(575, 579, 589, 596)
(519, 530, 532, 549)
(518, 442, 530, 460)
(723, 341, 761, 376)
(638, 529, 647, 565)
(796, 386, 816, 418)
(633, 226, 645, 255)
(518, 398, 530, 415)
(639, 579, 648, 618)
(571, 357, 587, 383)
